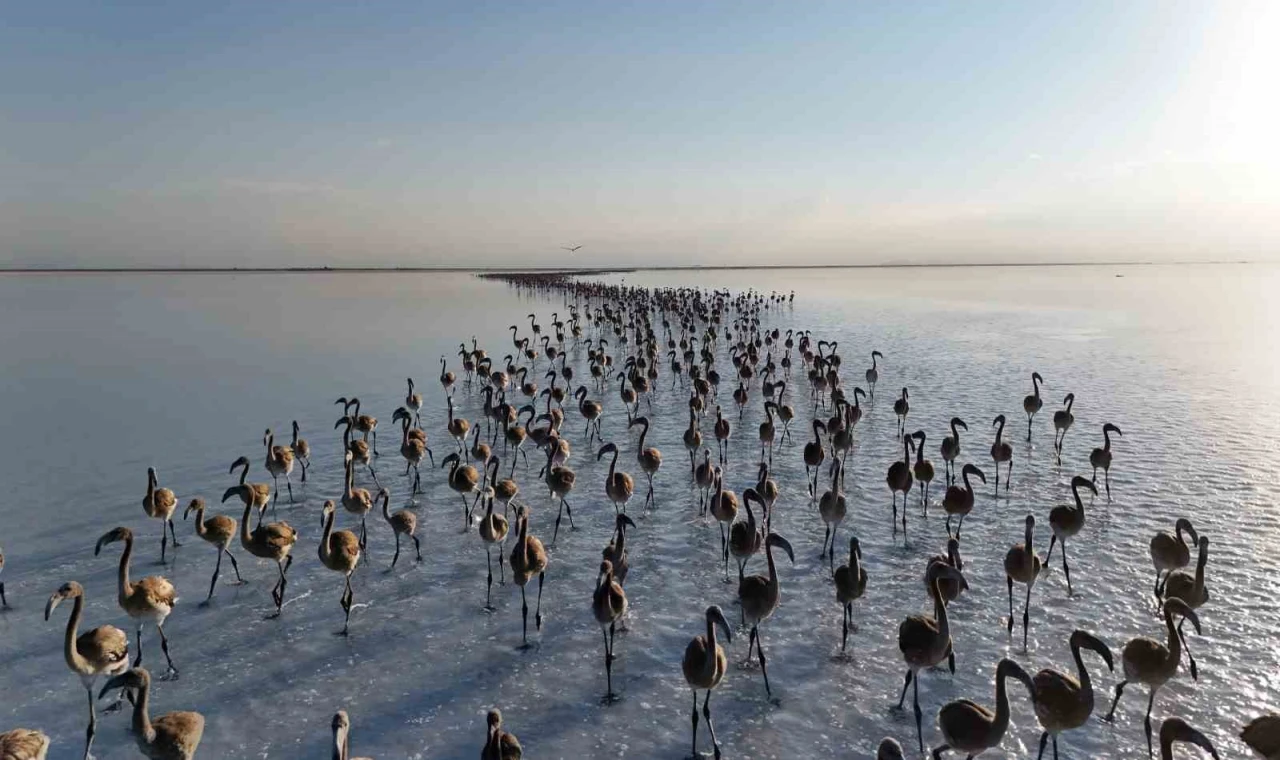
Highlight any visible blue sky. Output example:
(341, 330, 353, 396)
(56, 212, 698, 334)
(2, 1, 1277, 267)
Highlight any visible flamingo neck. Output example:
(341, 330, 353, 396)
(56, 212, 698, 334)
(990, 670, 1013, 743)
(932, 579, 950, 639)
(131, 678, 156, 745)
(1163, 609, 1182, 669)
(116, 537, 133, 603)
(1071, 642, 1094, 698)
(192, 507, 208, 539)
(320, 511, 335, 564)
(332, 726, 346, 760)
(766, 543, 779, 588)
(63, 594, 90, 674)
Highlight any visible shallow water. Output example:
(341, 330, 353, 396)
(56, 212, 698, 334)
(0, 265, 1277, 758)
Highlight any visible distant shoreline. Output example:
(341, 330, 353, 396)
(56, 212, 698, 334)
(0, 260, 1257, 275)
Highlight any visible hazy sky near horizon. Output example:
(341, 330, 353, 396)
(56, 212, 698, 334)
(3, 2, 1279, 268)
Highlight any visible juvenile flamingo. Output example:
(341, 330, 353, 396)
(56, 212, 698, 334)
(1045, 476, 1098, 596)
(990, 415, 1013, 492)
(142, 467, 180, 563)
(1090, 423, 1122, 500)
(94, 528, 179, 679)
(933, 658, 1036, 759)
(96, 668, 204, 760)
(912, 430, 935, 509)
(1160, 718, 1219, 759)
(1150, 518, 1198, 601)
(897, 564, 969, 753)
(887, 433, 915, 533)
(482, 709, 522, 760)
(682, 605, 732, 760)
(738, 533, 795, 700)
(478, 490, 510, 610)
(1023, 371, 1044, 442)
(44, 581, 130, 760)
(1052, 394, 1075, 464)
(939, 417, 966, 485)
(1004, 514, 1044, 650)
(509, 505, 548, 647)
(318, 500, 361, 635)
(183, 498, 243, 602)
(833, 535, 867, 653)
(1104, 598, 1203, 758)
(1033, 629, 1114, 760)
(592, 560, 627, 702)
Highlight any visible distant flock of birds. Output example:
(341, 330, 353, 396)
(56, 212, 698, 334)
(1, 272, 1277, 760)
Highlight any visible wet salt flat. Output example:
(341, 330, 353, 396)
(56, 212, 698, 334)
(1, 265, 1278, 758)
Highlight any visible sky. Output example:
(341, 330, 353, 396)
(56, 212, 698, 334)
(2, 1, 1279, 269)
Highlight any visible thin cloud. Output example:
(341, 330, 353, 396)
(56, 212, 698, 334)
(222, 179, 343, 196)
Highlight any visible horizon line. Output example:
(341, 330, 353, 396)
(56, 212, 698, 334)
(0, 259, 1259, 275)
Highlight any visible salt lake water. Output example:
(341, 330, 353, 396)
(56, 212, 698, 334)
(0, 265, 1277, 758)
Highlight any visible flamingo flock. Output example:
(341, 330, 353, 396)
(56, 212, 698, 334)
(0, 271, 1268, 760)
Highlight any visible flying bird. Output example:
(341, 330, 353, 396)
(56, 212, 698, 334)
(561, 244, 584, 252)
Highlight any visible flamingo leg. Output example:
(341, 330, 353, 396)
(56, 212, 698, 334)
(133, 625, 144, 667)
(756, 625, 772, 698)
(226, 549, 244, 583)
(1177, 617, 1199, 680)
(484, 548, 495, 610)
(1006, 575, 1015, 634)
(912, 671, 923, 752)
(602, 624, 615, 700)
(535, 571, 545, 630)
(689, 689, 699, 758)
(339, 575, 353, 636)
(206, 547, 223, 601)
(1104, 680, 1127, 721)
(1143, 687, 1158, 758)
(1022, 580, 1033, 650)
(520, 585, 529, 645)
(702, 689, 721, 759)
(157, 623, 178, 679)
(1061, 541, 1073, 596)
(83, 686, 97, 760)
